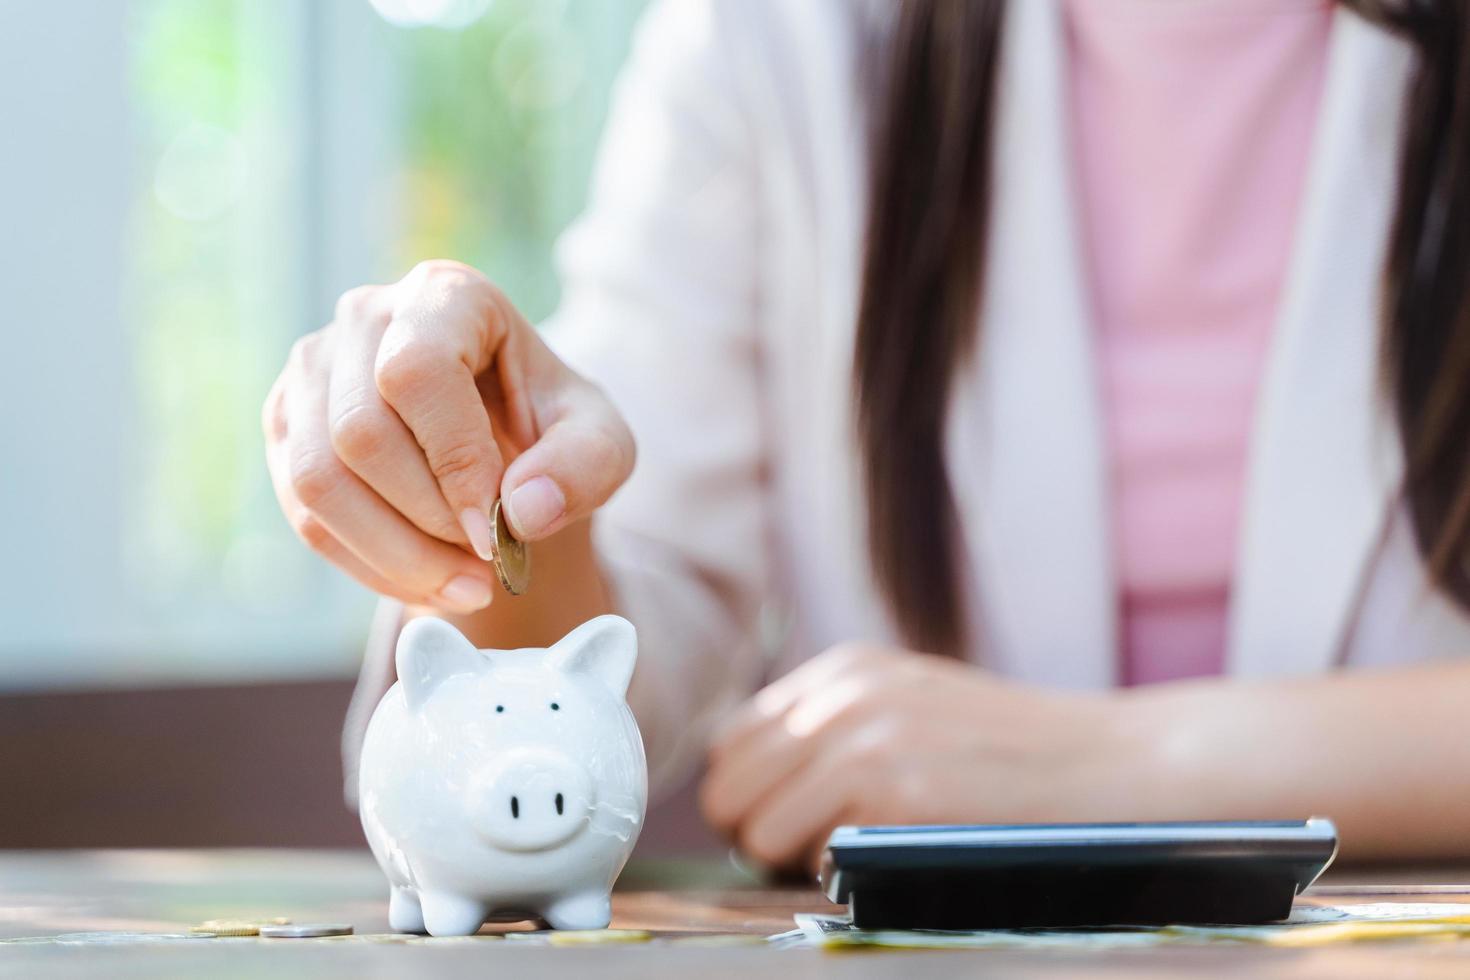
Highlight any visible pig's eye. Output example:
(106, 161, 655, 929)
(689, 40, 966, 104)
(495, 705, 505, 713)
(550, 702, 560, 711)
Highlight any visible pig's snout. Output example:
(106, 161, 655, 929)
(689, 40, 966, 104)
(471, 748, 594, 852)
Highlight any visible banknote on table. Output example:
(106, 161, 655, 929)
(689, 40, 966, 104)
(1175, 901, 1470, 946)
(783, 902, 1470, 950)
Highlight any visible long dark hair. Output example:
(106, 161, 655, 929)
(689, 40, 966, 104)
(855, 0, 1470, 655)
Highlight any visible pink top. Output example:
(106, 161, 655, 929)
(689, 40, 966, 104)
(1064, 0, 1333, 684)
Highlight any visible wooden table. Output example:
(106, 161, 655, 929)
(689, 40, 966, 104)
(4, 850, 1470, 977)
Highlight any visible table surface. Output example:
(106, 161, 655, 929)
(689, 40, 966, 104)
(5, 850, 1470, 978)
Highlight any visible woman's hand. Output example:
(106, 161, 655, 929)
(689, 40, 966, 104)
(262, 260, 635, 613)
(700, 644, 1136, 873)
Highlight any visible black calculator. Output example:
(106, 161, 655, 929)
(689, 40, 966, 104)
(819, 818, 1338, 929)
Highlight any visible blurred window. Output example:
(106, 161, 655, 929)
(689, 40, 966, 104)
(0, 0, 646, 690)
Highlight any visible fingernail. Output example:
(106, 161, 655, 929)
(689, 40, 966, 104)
(505, 476, 565, 539)
(438, 574, 493, 611)
(459, 508, 495, 561)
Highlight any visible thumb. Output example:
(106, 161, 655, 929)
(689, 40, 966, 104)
(499, 379, 634, 541)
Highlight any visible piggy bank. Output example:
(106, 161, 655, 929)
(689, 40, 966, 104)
(358, 614, 647, 935)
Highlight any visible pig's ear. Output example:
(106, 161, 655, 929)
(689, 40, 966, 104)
(547, 615, 637, 697)
(396, 617, 484, 712)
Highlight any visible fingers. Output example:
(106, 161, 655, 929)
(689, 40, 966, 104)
(346, 261, 634, 550)
(266, 259, 638, 615)
(374, 262, 523, 558)
(702, 670, 885, 837)
(267, 351, 426, 605)
(278, 331, 499, 613)
(266, 434, 425, 606)
(499, 374, 635, 541)
(736, 747, 860, 871)
(709, 692, 906, 870)
(700, 721, 816, 838)
(710, 644, 880, 763)
(326, 286, 466, 548)
(702, 645, 909, 869)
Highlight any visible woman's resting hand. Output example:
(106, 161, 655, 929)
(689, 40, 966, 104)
(262, 260, 635, 613)
(700, 644, 1135, 873)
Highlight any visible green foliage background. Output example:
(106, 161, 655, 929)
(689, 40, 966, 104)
(122, 0, 646, 667)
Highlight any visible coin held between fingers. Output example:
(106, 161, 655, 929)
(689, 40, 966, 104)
(491, 497, 531, 595)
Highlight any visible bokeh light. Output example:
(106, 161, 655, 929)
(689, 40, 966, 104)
(152, 123, 247, 221)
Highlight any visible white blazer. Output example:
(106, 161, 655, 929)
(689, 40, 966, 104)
(539, 0, 1470, 788)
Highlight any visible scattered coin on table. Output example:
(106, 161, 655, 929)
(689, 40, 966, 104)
(259, 923, 354, 938)
(189, 918, 290, 937)
(491, 497, 530, 595)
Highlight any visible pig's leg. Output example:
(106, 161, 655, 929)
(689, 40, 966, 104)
(388, 886, 425, 934)
(543, 891, 612, 931)
(420, 891, 487, 937)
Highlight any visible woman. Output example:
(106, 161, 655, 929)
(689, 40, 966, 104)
(264, 0, 1470, 871)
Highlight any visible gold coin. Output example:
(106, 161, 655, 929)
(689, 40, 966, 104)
(189, 917, 290, 937)
(546, 929, 651, 946)
(491, 498, 530, 596)
(190, 921, 255, 937)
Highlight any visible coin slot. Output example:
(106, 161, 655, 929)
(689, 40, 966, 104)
(511, 796, 520, 819)
(555, 792, 564, 816)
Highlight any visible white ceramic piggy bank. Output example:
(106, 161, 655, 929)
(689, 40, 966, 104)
(358, 614, 646, 935)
